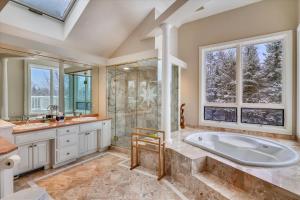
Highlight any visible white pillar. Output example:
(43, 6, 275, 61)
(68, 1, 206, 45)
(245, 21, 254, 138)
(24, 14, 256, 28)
(160, 23, 172, 143)
(59, 61, 64, 113)
(0, 58, 9, 120)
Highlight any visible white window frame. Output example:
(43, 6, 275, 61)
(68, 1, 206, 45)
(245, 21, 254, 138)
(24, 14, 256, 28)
(199, 31, 293, 135)
(25, 60, 59, 115)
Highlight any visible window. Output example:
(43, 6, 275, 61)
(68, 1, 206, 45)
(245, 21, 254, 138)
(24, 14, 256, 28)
(11, 0, 76, 21)
(29, 64, 59, 114)
(200, 31, 292, 134)
(204, 107, 237, 122)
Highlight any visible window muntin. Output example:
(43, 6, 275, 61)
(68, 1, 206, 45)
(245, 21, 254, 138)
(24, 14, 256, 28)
(12, 0, 76, 21)
(29, 64, 59, 114)
(200, 32, 291, 131)
(242, 40, 283, 104)
(205, 48, 237, 103)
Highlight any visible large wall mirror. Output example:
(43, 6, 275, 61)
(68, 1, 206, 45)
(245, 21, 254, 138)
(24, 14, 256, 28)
(0, 48, 99, 121)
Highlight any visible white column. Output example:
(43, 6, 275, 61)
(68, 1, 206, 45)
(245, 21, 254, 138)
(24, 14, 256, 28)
(59, 61, 64, 113)
(0, 58, 9, 120)
(160, 23, 172, 143)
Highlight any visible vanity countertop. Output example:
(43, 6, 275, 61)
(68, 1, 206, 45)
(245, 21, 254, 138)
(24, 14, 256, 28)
(0, 136, 17, 155)
(12, 115, 111, 134)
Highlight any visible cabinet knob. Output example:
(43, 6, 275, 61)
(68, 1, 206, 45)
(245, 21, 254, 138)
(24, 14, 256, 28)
(66, 140, 70, 142)
(66, 130, 70, 132)
(66, 152, 70, 155)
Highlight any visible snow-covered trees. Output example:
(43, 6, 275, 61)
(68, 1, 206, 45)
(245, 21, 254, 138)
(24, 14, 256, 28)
(242, 40, 283, 103)
(205, 48, 237, 103)
(204, 40, 284, 126)
(242, 45, 260, 103)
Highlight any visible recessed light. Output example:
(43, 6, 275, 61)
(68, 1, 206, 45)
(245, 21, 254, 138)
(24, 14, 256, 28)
(123, 67, 130, 70)
(195, 6, 204, 12)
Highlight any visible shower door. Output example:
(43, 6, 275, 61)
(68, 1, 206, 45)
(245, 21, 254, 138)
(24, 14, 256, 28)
(107, 59, 160, 148)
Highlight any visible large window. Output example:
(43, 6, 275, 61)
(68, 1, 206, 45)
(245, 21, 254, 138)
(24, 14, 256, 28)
(29, 64, 59, 114)
(200, 31, 292, 134)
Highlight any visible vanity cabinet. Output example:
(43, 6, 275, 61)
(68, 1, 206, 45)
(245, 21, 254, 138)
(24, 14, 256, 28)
(100, 120, 111, 149)
(14, 129, 55, 175)
(78, 131, 97, 155)
(55, 125, 79, 166)
(15, 141, 50, 175)
(14, 119, 112, 172)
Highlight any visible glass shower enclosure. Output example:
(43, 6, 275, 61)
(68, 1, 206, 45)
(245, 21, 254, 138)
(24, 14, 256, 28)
(107, 58, 179, 148)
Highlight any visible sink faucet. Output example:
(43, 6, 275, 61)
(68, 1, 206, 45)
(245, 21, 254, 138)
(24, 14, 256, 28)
(22, 115, 30, 124)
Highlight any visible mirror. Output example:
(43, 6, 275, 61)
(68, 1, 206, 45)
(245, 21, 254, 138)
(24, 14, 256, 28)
(0, 49, 99, 121)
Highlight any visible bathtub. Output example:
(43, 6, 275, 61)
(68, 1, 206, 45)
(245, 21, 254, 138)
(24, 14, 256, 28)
(184, 132, 299, 167)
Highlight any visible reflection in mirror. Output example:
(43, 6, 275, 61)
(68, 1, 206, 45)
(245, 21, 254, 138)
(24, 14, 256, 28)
(0, 49, 99, 121)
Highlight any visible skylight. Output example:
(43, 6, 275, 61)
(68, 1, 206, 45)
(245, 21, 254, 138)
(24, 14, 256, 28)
(11, 0, 76, 22)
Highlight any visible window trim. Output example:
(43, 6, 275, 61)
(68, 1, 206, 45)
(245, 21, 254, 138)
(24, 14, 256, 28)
(199, 30, 293, 135)
(26, 61, 59, 115)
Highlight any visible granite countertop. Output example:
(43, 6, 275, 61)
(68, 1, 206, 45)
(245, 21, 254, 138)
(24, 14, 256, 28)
(0, 136, 17, 155)
(12, 116, 111, 134)
(168, 128, 300, 198)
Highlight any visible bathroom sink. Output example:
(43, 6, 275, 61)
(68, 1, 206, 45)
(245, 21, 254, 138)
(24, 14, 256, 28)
(14, 123, 50, 130)
(71, 117, 97, 122)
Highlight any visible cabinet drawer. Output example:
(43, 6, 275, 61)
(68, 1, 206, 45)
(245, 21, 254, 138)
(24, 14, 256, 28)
(79, 122, 102, 132)
(57, 145, 78, 163)
(57, 133, 78, 148)
(57, 125, 79, 136)
(15, 129, 56, 145)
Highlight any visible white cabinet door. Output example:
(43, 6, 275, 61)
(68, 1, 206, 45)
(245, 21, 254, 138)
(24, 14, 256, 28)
(78, 133, 87, 155)
(32, 141, 49, 169)
(87, 131, 97, 152)
(101, 120, 111, 148)
(15, 144, 33, 175)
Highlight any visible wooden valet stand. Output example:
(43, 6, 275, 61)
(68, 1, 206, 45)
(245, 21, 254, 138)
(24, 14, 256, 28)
(130, 127, 166, 180)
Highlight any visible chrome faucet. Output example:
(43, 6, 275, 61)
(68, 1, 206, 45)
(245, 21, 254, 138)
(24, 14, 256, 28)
(22, 115, 30, 124)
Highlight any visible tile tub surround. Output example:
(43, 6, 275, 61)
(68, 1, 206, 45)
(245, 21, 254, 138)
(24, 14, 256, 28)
(165, 128, 300, 199)
(27, 152, 184, 200)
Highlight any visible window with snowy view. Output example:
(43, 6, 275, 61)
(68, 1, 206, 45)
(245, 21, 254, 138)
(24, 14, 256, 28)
(241, 108, 284, 126)
(201, 31, 292, 131)
(204, 107, 237, 122)
(205, 48, 237, 103)
(242, 40, 283, 104)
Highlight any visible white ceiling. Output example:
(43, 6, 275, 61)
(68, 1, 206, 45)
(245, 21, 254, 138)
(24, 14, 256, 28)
(64, 0, 175, 57)
(0, 0, 261, 60)
(182, 0, 261, 25)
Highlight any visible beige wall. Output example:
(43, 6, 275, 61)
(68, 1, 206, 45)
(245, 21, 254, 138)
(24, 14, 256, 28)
(7, 59, 24, 118)
(178, 0, 298, 132)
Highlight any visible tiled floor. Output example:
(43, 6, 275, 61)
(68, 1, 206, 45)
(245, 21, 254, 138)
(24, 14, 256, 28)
(14, 151, 185, 200)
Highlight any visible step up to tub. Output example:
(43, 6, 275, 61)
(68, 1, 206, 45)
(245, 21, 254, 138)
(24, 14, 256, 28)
(166, 148, 300, 200)
(193, 172, 256, 200)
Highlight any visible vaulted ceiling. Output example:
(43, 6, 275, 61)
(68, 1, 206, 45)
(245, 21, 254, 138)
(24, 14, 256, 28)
(0, 0, 261, 61)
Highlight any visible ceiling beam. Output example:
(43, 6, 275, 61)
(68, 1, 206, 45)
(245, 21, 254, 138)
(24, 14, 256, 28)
(0, 0, 8, 11)
(143, 0, 209, 39)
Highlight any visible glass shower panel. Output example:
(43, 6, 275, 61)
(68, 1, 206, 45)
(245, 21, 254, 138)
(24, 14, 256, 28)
(115, 66, 137, 148)
(107, 58, 160, 148)
(136, 61, 160, 130)
(171, 65, 179, 132)
(106, 67, 117, 144)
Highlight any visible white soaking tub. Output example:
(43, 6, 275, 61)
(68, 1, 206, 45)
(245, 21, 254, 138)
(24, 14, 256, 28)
(184, 132, 299, 167)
